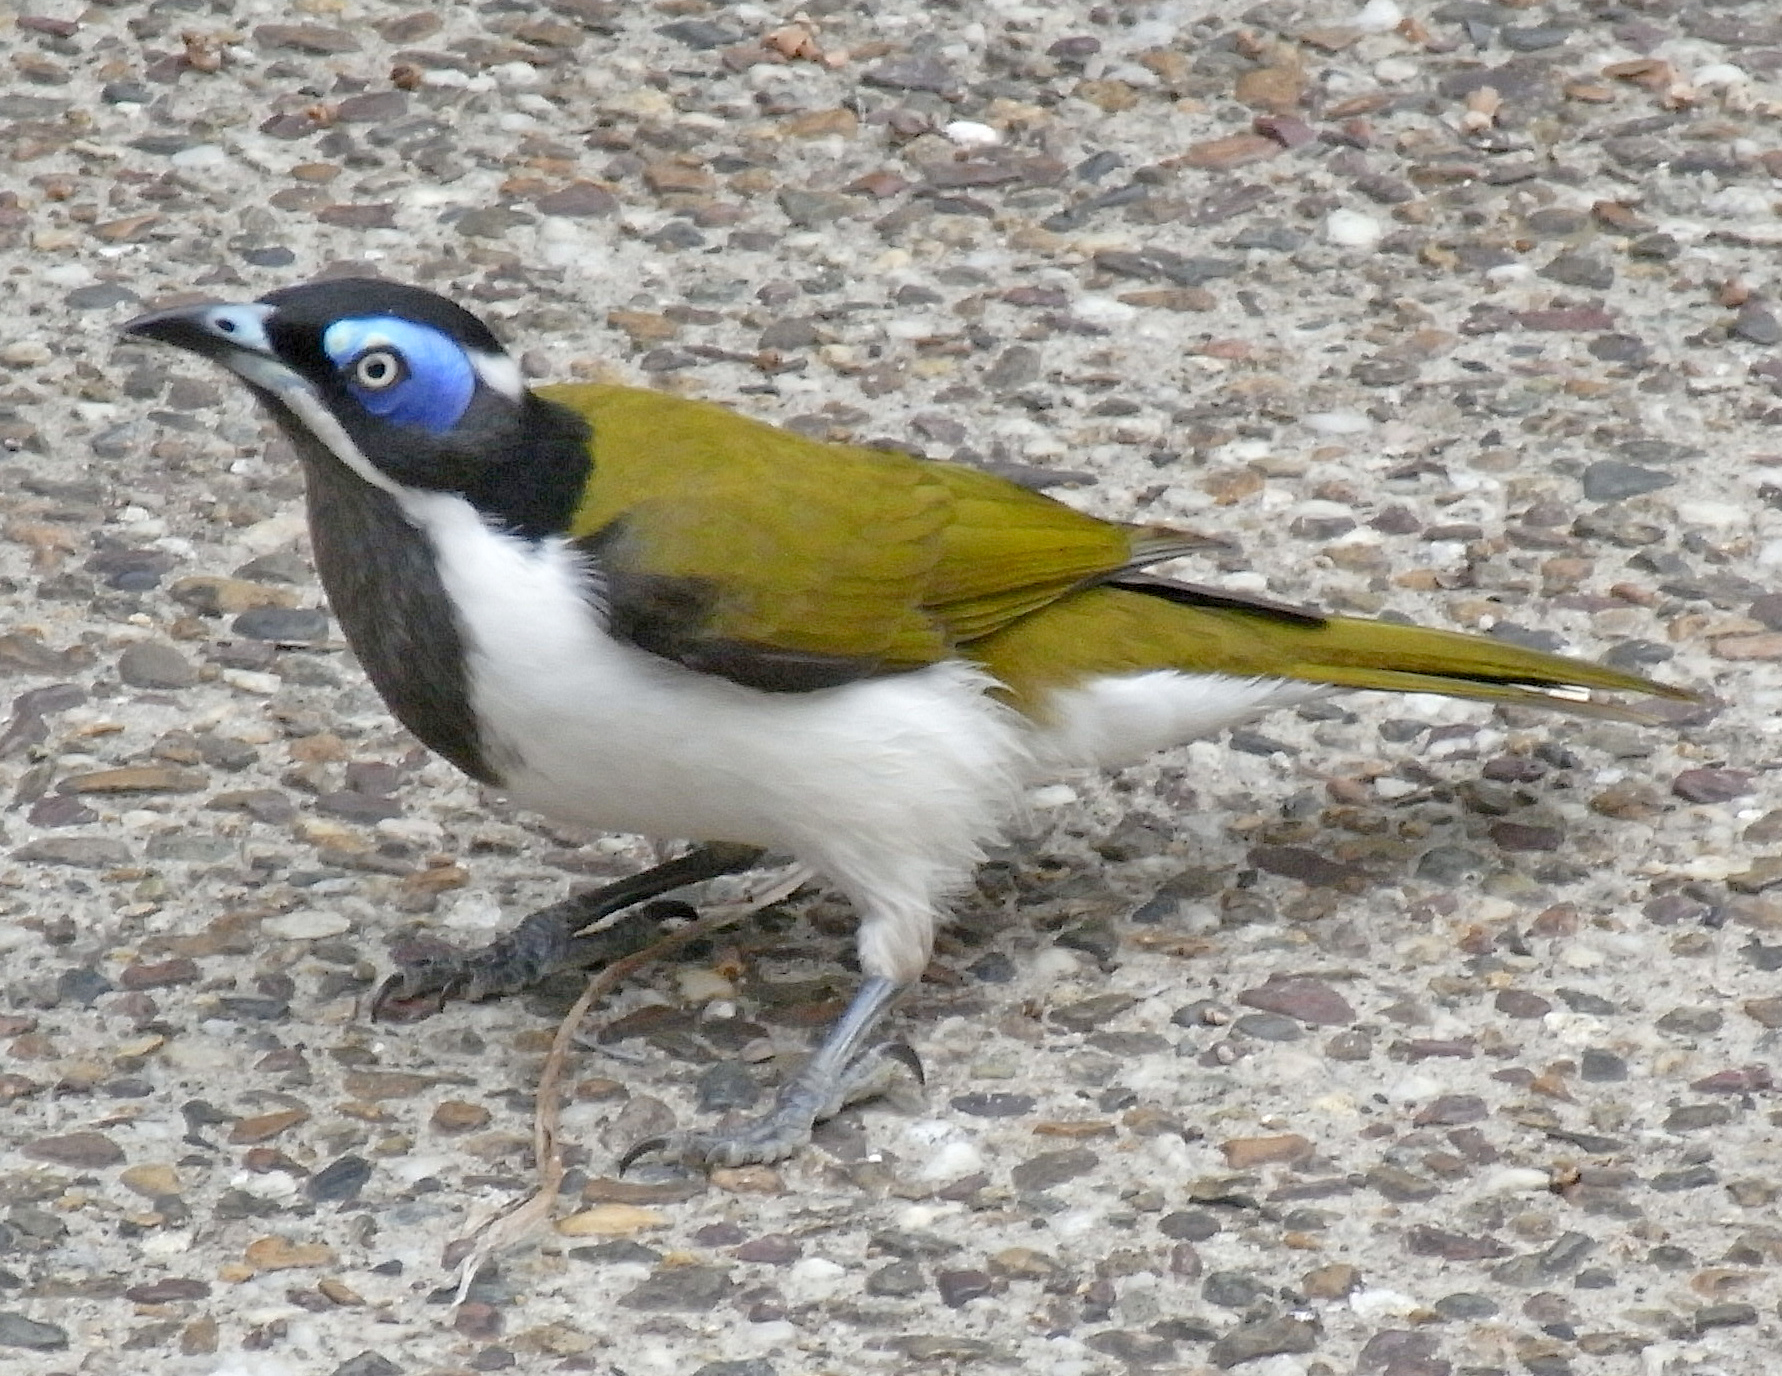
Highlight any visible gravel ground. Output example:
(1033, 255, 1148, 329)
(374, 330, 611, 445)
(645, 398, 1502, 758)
(2, 1, 1782, 1373)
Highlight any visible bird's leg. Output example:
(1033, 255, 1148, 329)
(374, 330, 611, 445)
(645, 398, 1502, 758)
(621, 973, 918, 1171)
(372, 842, 765, 1021)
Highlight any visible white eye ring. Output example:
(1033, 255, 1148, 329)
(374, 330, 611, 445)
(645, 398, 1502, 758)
(353, 349, 403, 390)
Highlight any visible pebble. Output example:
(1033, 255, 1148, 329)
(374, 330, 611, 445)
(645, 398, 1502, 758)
(1325, 209, 1384, 249)
(557, 1205, 666, 1237)
(620, 1265, 735, 1311)
(0, 1315, 66, 1351)
(1208, 1316, 1318, 1367)
(1237, 977, 1356, 1027)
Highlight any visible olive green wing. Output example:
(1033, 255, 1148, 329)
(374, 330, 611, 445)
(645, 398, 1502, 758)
(538, 383, 1186, 690)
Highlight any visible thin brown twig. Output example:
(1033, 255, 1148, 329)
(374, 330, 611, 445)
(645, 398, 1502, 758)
(448, 865, 813, 1301)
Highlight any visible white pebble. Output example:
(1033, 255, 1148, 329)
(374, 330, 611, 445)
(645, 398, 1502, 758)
(1071, 294, 1139, 327)
(1354, 0, 1404, 32)
(1704, 187, 1772, 219)
(440, 890, 506, 932)
(676, 967, 734, 1003)
(376, 817, 444, 845)
(231, 506, 304, 552)
(1484, 1167, 1553, 1194)
(263, 910, 351, 941)
(1676, 500, 1747, 530)
(788, 1257, 845, 1284)
(1693, 63, 1749, 90)
(0, 340, 52, 368)
(170, 144, 227, 172)
(915, 1139, 986, 1181)
(943, 119, 1000, 149)
(490, 61, 541, 89)
(893, 1203, 949, 1229)
(1326, 208, 1384, 249)
(142, 1230, 193, 1257)
(222, 669, 281, 696)
(1373, 777, 1418, 799)
(1373, 57, 1421, 84)
(1348, 1287, 1419, 1319)
(1029, 946, 1085, 981)
(1302, 410, 1371, 435)
(42, 263, 97, 287)
(1387, 1072, 1443, 1103)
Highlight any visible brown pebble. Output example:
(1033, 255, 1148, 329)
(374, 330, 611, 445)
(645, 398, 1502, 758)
(1716, 632, 1782, 661)
(120, 959, 200, 990)
(342, 1071, 435, 1101)
(1175, 133, 1282, 171)
(120, 1163, 182, 1198)
(1672, 768, 1754, 804)
(24, 1130, 125, 1168)
(430, 1099, 491, 1134)
(643, 161, 715, 196)
(1239, 976, 1356, 1027)
(1495, 989, 1554, 1019)
(1404, 1225, 1509, 1261)
(229, 1108, 308, 1144)
(1235, 66, 1303, 112)
(244, 1236, 335, 1271)
(126, 1278, 210, 1303)
(1742, 997, 1782, 1028)
(181, 1317, 219, 1355)
(1301, 1262, 1360, 1299)
(59, 766, 206, 795)
(1220, 1133, 1314, 1168)
(1031, 1119, 1118, 1139)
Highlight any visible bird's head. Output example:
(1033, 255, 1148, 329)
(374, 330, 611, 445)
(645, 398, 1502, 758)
(122, 278, 587, 536)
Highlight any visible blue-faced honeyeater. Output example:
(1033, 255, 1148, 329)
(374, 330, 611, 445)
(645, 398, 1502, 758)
(122, 279, 1691, 1169)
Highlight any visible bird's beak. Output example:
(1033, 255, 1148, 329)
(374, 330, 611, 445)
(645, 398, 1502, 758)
(123, 299, 402, 497)
(120, 300, 311, 399)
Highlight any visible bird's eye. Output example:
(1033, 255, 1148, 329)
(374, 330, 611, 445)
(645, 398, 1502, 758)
(353, 349, 403, 390)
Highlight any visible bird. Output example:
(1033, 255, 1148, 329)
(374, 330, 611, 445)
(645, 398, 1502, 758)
(122, 278, 1692, 1169)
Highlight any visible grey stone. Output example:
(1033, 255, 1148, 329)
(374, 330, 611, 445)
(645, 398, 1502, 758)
(0, 1314, 67, 1350)
(13, 836, 132, 868)
(1581, 461, 1676, 502)
(620, 1265, 734, 1311)
(1208, 1315, 1318, 1368)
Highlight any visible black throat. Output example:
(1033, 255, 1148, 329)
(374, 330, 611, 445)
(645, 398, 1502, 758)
(294, 427, 497, 784)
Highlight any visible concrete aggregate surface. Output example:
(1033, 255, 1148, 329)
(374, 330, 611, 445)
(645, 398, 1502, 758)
(1, 0, 1781, 1372)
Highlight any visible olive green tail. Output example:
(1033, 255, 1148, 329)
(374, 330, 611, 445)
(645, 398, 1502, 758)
(972, 580, 1696, 722)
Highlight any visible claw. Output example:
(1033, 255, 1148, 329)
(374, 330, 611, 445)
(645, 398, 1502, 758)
(878, 1039, 925, 1086)
(616, 1135, 674, 1176)
(370, 964, 467, 1023)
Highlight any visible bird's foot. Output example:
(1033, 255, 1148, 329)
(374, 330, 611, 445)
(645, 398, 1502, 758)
(622, 1040, 923, 1171)
(370, 844, 766, 1022)
(371, 901, 680, 1023)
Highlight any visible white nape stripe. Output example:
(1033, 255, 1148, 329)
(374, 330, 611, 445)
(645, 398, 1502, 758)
(467, 347, 525, 401)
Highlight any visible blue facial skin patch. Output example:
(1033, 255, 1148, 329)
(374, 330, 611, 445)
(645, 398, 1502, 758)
(321, 317, 476, 434)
